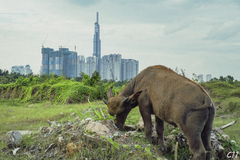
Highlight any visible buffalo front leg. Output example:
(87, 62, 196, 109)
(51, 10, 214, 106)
(139, 108, 152, 144)
(155, 116, 165, 151)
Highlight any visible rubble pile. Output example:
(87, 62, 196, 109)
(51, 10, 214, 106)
(0, 115, 239, 159)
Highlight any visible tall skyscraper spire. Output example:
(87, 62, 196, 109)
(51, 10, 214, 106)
(97, 12, 98, 23)
(93, 12, 101, 73)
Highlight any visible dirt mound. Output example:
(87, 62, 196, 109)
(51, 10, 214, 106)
(1, 114, 239, 159)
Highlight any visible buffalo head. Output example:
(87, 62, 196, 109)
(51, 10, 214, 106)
(103, 87, 142, 130)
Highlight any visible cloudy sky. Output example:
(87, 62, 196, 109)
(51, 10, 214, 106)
(0, 0, 239, 81)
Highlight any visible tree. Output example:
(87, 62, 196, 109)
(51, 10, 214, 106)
(226, 75, 234, 84)
(219, 76, 227, 82)
(90, 70, 101, 86)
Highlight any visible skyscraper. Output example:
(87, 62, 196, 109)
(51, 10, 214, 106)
(41, 47, 77, 78)
(206, 74, 212, 82)
(93, 12, 101, 73)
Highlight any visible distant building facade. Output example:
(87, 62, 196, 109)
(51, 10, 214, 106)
(11, 65, 32, 75)
(100, 54, 122, 81)
(77, 53, 138, 81)
(206, 74, 212, 82)
(41, 47, 77, 78)
(121, 59, 139, 81)
(198, 74, 204, 82)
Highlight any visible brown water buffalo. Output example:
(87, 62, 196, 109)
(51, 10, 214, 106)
(103, 65, 215, 160)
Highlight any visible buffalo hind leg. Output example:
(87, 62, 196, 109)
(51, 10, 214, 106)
(201, 104, 215, 160)
(181, 109, 209, 160)
(155, 116, 165, 151)
(185, 133, 206, 160)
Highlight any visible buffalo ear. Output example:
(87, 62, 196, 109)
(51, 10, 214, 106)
(122, 91, 142, 105)
(107, 87, 113, 100)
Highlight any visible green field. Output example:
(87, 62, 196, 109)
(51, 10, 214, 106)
(0, 77, 240, 159)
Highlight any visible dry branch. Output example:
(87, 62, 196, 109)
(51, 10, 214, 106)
(220, 120, 237, 130)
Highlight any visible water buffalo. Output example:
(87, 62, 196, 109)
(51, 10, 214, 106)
(103, 65, 215, 160)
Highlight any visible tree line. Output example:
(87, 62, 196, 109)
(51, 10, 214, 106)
(1, 68, 237, 86)
(0, 69, 130, 87)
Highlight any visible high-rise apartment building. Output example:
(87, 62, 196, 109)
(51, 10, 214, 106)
(100, 54, 122, 81)
(41, 47, 77, 78)
(198, 74, 204, 82)
(41, 48, 54, 74)
(121, 59, 139, 81)
(206, 74, 212, 82)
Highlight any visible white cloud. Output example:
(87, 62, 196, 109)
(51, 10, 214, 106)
(0, 0, 240, 80)
(204, 20, 240, 40)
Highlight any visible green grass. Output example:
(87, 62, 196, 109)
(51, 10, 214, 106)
(0, 99, 105, 139)
(213, 117, 240, 144)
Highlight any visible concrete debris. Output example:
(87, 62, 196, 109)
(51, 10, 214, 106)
(6, 131, 23, 149)
(2, 116, 239, 160)
(85, 121, 109, 136)
(6, 130, 33, 137)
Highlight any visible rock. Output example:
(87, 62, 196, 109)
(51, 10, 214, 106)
(45, 127, 53, 134)
(66, 142, 77, 156)
(58, 136, 64, 143)
(81, 118, 94, 125)
(50, 121, 57, 128)
(218, 144, 225, 154)
(167, 134, 175, 141)
(125, 131, 136, 136)
(6, 130, 33, 137)
(7, 131, 23, 149)
(85, 121, 109, 136)
(222, 134, 230, 141)
(124, 124, 137, 131)
(113, 132, 121, 137)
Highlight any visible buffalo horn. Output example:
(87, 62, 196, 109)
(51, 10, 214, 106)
(103, 98, 108, 105)
(122, 97, 129, 104)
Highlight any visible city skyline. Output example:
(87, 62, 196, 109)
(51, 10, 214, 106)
(0, 1, 239, 80)
(40, 12, 139, 81)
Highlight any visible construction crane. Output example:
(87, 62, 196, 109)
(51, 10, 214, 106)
(42, 34, 48, 49)
(41, 34, 48, 74)
(110, 69, 114, 80)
